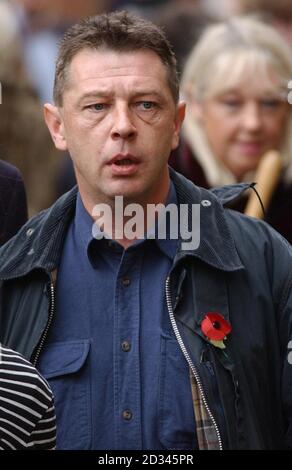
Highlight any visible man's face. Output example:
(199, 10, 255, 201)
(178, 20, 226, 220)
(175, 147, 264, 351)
(45, 48, 185, 210)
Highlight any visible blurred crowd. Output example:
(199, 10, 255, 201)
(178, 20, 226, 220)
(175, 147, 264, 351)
(1, 0, 292, 240)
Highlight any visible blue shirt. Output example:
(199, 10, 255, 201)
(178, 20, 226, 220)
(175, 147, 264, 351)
(38, 183, 197, 450)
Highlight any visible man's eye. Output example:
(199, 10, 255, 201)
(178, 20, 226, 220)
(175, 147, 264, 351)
(137, 101, 155, 110)
(86, 103, 105, 111)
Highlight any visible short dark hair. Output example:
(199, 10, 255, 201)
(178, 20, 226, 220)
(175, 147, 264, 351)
(54, 10, 179, 106)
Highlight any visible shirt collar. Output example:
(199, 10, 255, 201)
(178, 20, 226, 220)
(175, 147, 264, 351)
(74, 193, 95, 251)
(74, 182, 178, 263)
(153, 180, 178, 260)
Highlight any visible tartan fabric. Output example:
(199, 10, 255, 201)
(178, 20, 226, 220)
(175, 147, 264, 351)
(189, 369, 221, 450)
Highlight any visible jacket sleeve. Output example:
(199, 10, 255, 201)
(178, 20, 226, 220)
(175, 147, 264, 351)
(278, 257, 292, 448)
(227, 209, 292, 448)
(270, 234, 292, 449)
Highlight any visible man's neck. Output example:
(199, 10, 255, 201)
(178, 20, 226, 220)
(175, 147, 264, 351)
(80, 183, 171, 249)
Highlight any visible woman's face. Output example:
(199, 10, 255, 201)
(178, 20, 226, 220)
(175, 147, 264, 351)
(197, 70, 289, 180)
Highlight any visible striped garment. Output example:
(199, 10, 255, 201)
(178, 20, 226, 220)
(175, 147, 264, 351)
(0, 345, 56, 450)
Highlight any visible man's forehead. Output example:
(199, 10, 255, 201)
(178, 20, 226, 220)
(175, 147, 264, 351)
(67, 47, 168, 82)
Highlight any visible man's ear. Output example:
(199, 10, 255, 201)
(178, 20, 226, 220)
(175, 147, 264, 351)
(171, 101, 186, 150)
(44, 103, 68, 151)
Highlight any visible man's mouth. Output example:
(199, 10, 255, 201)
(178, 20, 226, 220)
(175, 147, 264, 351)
(108, 153, 140, 164)
(107, 154, 141, 175)
(114, 158, 135, 166)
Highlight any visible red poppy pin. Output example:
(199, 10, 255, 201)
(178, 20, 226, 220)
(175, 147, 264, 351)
(201, 312, 232, 349)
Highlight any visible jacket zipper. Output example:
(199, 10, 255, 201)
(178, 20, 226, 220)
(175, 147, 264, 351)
(32, 279, 55, 367)
(165, 276, 223, 450)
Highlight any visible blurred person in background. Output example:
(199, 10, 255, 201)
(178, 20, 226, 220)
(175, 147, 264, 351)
(0, 160, 27, 246)
(170, 16, 292, 242)
(11, 0, 108, 103)
(201, 0, 241, 19)
(239, 0, 292, 47)
(0, 0, 60, 215)
(156, 1, 211, 75)
(0, 78, 60, 215)
(0, 2, 27, 243)
(110, 0, 170, 19)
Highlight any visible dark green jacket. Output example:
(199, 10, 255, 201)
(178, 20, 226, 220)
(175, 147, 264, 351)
(0, 170, 292, 449)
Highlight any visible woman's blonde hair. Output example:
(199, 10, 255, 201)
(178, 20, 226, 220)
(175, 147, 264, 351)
(181, 16, 292, 186)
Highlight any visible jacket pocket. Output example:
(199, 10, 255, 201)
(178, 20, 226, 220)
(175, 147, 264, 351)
(158, 336, 197, 450)
(38, 339, 91, 450)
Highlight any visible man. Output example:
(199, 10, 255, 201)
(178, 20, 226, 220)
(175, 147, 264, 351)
(0, 11, 291, 450)
(0, 160, 27, 246)
(0, 344, 56, 449)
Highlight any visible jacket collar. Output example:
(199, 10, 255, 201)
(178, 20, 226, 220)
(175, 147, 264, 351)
(170, 169, 247, 271)
(0, 169, 251, 279)
(0, 187, 78, 279)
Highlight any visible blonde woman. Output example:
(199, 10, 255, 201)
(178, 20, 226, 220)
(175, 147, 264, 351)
(171, 16, 292, 242)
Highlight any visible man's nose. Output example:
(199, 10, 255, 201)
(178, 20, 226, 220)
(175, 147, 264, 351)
(111, 105, 137, 140)
(241, 102, 262, 132)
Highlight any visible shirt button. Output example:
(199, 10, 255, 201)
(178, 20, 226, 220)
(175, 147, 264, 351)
(121, 277, 131, 287)
(121, 341, 131, 352)
(122, 409, 133, 421)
